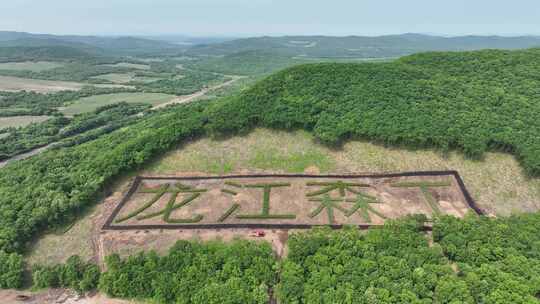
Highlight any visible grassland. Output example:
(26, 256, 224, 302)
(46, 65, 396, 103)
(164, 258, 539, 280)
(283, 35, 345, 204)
(0, 74, 132, 93)
(0, 61, 64, 72)
(102, 62, 150, 70)
(91, 72, 136, 84)
(25, 205, 97, 266)
(60, 92, 175, 115)
(144, 128, 540, 216)
(0, 115, 50, 129)
(91, 72, 163, 84)
(0, 75, 87, 92)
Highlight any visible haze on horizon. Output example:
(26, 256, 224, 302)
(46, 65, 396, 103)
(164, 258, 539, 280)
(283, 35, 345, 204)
(1, 0, 540, 37)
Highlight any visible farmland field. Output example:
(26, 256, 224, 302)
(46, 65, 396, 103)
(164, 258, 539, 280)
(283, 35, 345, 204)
(102, 62, 150, 70)
(60, 92, 175, 115)
(0, 115, 50, 129)
(0, 75, 130, 92)
(91, 72, 136, 83)
(0, 61, 64, 71)
(0, 75, 87, 92)
(92, 72, 164, 84)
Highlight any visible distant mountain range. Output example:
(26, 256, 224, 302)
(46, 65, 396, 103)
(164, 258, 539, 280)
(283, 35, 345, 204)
(185, 33, 540, 58)
(0, 31, 184, 56)
(1, 31, 540, 60)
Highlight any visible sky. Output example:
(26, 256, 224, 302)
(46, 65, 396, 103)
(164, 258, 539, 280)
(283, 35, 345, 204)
(1, 0, 540, 37)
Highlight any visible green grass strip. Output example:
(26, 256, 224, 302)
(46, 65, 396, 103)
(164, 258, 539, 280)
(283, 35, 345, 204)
(308, 204, 325, 218)
(305, 185, 335, 197)
(262, 187, 270, 215)
(308, 195, 348, 224)
(306, 181, 370, 197)
(221, 189, 238, 195)
(218, 204, 240, 222)
(163, 193, 204, 223)
(236, 214, 296, 219)
(164, 214, 203, 224)
(306, 181, 370, 187)
(224, 181, 243, 188)
(244, 183, 291, 188)
(116, 184, 169, 223)
(390, 180, 451, 188)
(138, 183, 170, 193)
(420, 186, 442, 215)
(136, 193, 201, 221)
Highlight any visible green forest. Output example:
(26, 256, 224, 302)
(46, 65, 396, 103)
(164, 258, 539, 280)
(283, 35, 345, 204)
(3, 215, 539, 303)
(0, 48, 539, 302)
(0, 102, 149, 160)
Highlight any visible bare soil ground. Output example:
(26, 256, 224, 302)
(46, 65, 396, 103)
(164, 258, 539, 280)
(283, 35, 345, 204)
(0, 76, 131, 93)
(101, 63, 150, 70)
(0, 76, 87, 92)
(109, 174, 470, 228)
(0, 115, 50, 129)
(0, 61, 64, 72)
(0, 289, 142, 304)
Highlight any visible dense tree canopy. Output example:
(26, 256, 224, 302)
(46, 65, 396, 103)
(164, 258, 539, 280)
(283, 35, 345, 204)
(99, 240, 275, 304)
(0, 102, 149, 160)
(276, 216, 540, 303)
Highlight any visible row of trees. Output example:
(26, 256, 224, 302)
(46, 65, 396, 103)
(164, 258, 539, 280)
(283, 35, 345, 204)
(0, 87, 137, 117)
(0, 102, 149, 160)
(0, 63, 132, 82)
(32, 255, 99, 293)
(139, 68, 226, 95)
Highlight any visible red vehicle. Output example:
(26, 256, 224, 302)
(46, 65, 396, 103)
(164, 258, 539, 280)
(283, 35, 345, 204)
(250, 230, 266, 237)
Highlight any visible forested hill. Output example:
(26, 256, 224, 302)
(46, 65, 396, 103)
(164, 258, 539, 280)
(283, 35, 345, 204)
(0, 46, 94, 62)
(186, 34, 540, 58)
(0, 31, 183, 56)
(206, 48, 540, 176)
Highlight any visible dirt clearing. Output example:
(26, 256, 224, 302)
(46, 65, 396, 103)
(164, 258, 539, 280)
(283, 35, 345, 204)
(0, 76, 131, 93)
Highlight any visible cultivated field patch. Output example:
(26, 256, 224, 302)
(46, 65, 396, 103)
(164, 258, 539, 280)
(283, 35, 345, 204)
(0, 115, 50, 129)
(0, 75, 130, 93)
(91, 72, 136, 84)
(0, 75, 87, 92)
(104, 172, 480, 230)
(101, 62, 150, 70)
(0, 61, 64, 72)
(60, 92, 175, 115)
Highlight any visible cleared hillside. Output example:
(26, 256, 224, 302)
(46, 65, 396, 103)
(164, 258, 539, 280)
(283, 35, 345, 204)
(206, 48, 540, 176)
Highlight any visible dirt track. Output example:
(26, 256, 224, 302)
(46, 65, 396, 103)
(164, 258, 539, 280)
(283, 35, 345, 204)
(152, 75, 244, 109)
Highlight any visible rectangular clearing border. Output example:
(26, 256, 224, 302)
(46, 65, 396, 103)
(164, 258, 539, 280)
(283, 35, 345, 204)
(102, 170, 483, 231)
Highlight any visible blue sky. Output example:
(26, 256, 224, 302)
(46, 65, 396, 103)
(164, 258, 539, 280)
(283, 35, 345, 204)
(1, 0, 539, 37)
